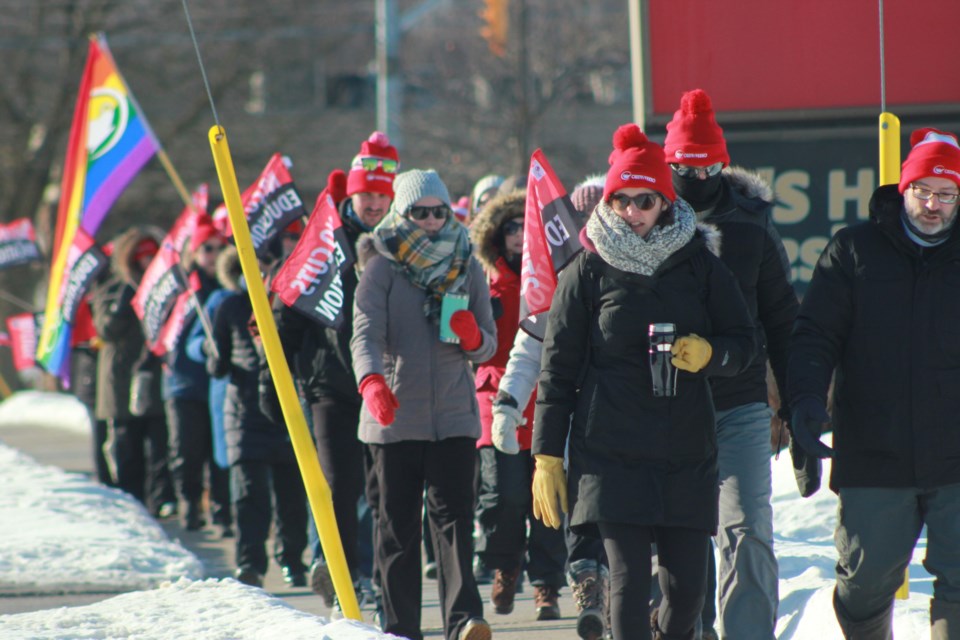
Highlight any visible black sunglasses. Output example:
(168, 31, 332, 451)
(407, 205, 450, 221)
(609, 193, 660, 213)
(502, 218, 524, 235)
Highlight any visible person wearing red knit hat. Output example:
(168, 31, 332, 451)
(788, 127, 960, 638)
(664, 89, 799, 640)
(531, 123, 756, 640)
(274, 132, 400, 613)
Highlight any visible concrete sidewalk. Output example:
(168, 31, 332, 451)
(0, 425, 581, 639)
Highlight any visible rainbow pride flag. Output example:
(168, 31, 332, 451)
(36, 33, 160, 380)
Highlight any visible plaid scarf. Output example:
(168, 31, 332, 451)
(586, 199, 696, 275)
(372, 210, 473, 321)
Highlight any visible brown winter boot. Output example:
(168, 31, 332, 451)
(568, 559, 607, 639)
(534, 584, 561, 620)
(491, 567, 521, 614)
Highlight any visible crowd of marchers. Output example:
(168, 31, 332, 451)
(62, 88, 960, 640)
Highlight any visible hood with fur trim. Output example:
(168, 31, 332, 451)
(215, 245, 243, 292)
(110, 225, 164, 286)
(469, 190, 526, 273)
(723, 166, 774, 210)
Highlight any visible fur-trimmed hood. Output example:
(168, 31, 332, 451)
(215, 245, 243, 292)
(356, 233, 379, 272)
(723, 165, 775, 208)
(110, 225, 164, 286)
(469, 190, 526, 273)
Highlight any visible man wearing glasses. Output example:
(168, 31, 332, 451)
(789, 128, 960, 638)
(663, 89, 798, 640)
(275, 131, 399, 613)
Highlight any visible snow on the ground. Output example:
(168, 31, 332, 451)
(0, 441, 203, 595)
(0, 578, 396, 640)
(0, 391, 942, 638)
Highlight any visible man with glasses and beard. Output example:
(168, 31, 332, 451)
(663, 88, 799, 640)
(275, 132, 399, 610)
(789, 128, 960, 639)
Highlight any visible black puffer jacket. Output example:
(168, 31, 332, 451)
(208, 281, 294, 466)
(789, 184, 960, 491)
(533, 224, 756, 534)
(700, 167, 798, 411)
(275, 209, 365, 404)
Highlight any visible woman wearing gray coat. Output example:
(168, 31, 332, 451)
(351, 169, 496, 640)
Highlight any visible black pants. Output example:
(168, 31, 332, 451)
(166, 397, 231, 525)
(107, 414, 176, 514)
(310, 397, 364, 575)
(599, 522, 709, 640)
(231, 459, 308, 576)
(370, 438, 483, 640)
(475, 446, 567, 587)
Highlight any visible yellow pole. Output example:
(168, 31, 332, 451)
(0, 371, 12, 399)
(207, 125, 361, 621)
(879, 111, 910, 601)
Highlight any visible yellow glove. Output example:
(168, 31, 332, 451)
(532, 454, 568, 529)
(671, 334, 713, 373)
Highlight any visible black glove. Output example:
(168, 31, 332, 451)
(258, 366, 284, 425)
(787, 420, 822, 498)
(790, 396, 834, 459)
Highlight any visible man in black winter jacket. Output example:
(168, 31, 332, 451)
(789, 128, 960, 639)
(663, 89, 798, 640)
(274, 131, 398, 613)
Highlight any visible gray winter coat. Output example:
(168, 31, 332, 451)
(350, 237, 497, 444)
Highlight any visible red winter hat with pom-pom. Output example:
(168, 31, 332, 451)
(663, 89, 730, 167)
(346, 131, 400, 198)
(899, 128, 960, 193)
(603, 124, 676, 204)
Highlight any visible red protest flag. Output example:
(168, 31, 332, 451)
(519, 149, 583, 339)
(271, 189, 355, 329)
(0, 218, 41, 270)
(7, 313, 39, 372)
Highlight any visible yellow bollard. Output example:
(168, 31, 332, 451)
(208, 125, 361, 621)
(0, 371, 11, 399)
(879, 112, 909, 600)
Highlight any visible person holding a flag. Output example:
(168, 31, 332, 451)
(469, 189, 568, 622)
(351, 169, 496, 640)
(531, 124, 756, 640)
(273, 131, 398, 611)
(90, 226, 176, 517)
(162, 215, 231, 534)
(662, 88, 799, 640)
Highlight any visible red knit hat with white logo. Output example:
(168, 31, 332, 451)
(603, 124, 676, 204)
(663, 89, 730, 168)
(899, 128, 960, 193)
(346, 131, 400, 198)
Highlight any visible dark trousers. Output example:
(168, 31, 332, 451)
(231, 459, 308, 576)
(166, 397, 231, 525)
(370, 438, 483, 640)
(107, 415, 175, 514)
(92, 417, 114, 487)
(599, 522, 709, 640)
(475, 446, 567, 587)
(364, 443, 381, 588)
(309, 397, 364, 575)
(565, 519, 607, 572)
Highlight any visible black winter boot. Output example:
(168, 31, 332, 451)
(568, 559, 607, 640)
(931, 598, 960, 640)
(833, 590, 893, 640)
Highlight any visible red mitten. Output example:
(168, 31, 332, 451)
(359, 374, 399, 426)
(449, 310, 482, 351)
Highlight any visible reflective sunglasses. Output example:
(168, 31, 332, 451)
(502, 218, 524, 235)
(354, 156, 399, 173)
(609, 192, 661, 213)
(407, 204, 450, 221)
(670, 162, 724, 179)
(199, 242, 223, 254)
(911, 183, 959, 205)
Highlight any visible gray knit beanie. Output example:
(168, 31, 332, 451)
(471, 174, 505, 212)
(391, 169, 451, 216)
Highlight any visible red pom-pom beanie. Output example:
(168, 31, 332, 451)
(603, 124, 676, 203)
(663, 89, 730, 167)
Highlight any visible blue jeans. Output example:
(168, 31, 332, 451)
(711, 402, 778, 639)
(836, 483, 960, 621)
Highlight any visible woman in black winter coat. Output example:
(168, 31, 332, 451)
(207, 247, 308, 588)
(531, 125, 756, 640)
